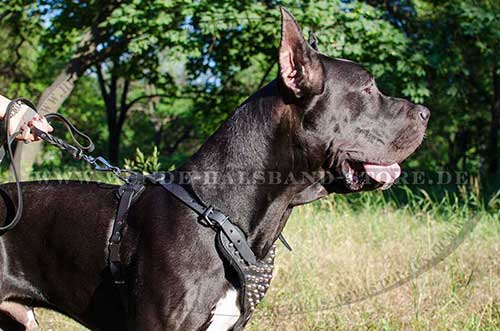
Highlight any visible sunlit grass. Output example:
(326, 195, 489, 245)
(247, 192, 499, 331)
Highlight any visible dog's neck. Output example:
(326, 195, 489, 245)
(182, 80, 324, 257)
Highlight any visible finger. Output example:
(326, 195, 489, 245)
(42, 118, 54, 133)
(32, 119, 53, 134)
(9, 107, 38, 136)
(16, 125, 34, 141)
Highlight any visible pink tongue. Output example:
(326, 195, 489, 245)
(363, 163, 401, 184)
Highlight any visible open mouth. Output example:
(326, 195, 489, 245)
(340, 160, 401, 190)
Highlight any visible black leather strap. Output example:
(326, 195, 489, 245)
(153, 176, 275, 331)
(43, 113, 94, 152)
(0, 98, 37, 234)
(278, 233, 293, 251)
(217, 229, 276, 330)
(107, 180, 145, 311)
(157, 180, 257, 265)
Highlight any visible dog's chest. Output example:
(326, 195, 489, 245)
(206, 288, 241, 331)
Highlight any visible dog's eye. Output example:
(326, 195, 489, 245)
(362, 81, 373, 94)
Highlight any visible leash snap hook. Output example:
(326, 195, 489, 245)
(93, 156, 115, 172)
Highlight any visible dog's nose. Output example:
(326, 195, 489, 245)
(416, 105, 430, 122)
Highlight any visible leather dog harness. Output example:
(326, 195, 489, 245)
(109, 173, 276, 330)
(0, 99, 282, 330)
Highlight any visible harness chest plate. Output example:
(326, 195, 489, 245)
(217, 231, 276, 329)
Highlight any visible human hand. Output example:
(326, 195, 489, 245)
(17, 114, 54, 142)
(1, 96, 54, 142)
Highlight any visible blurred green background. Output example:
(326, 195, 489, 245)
(0, 0, 499, 186)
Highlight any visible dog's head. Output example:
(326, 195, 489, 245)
(278, 8, 429, 193)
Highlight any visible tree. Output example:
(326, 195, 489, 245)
(410, 0, 499, 175)
(39, 0, 193, 162)
(1, 0, 498, 180)
(12, 31, 97, 179)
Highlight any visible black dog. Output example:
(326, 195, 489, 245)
(0, 8, 428, 331)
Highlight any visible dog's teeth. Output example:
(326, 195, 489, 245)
(345, 170, 354, 182)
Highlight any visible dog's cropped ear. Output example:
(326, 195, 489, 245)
(279, 7, 324, 99)
(308, 31, 319, 51)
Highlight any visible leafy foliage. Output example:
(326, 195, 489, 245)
(124, 147, 163, 174)
(0, 0, 498, 181)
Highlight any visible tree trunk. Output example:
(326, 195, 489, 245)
(488, 66, 500, 176)
(11, 1, 124, 179)
(11, 31, 94, 180)
(154, 128, 162, 147)
(97, 65, 130, 164)
(108, 124, 121, 164)
(447, 136, 457, 172)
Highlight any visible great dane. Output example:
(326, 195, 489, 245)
(0, 8, 429, 331)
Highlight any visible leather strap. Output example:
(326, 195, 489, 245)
(43, 113, 94, 152)
(157, 179, 257, 265)
(278, 233, 293, 251)
(107, 180, 145, 312)
(217, 226, 276, 330)
(153, 176, 275, 330)
(0, 98, 37, 234)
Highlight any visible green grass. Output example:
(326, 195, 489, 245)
(19, 185, 500, 330)
(246, 189, 499, 331)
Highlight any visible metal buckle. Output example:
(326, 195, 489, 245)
(199, 206, 215, 227)
(108, 242, 121, 263)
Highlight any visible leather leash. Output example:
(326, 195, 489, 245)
(0, 98, 38, 233)
(0, 99, 127, 236)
